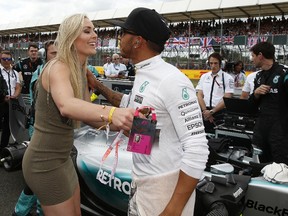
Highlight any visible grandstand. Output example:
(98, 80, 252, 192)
(0, 0, 287, 71)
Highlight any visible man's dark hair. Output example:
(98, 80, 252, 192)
(28, 42, 39, 50)
(1, 50, 12, 57)
(147, 41, 164, 53)
(250, 42, 275, 60)
(208, 52, 222, 65)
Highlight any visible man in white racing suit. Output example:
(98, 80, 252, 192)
(87, 7, 209, 216)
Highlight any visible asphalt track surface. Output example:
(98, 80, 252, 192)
(0, 167, 92, 216)
(0, 166, 26, 216)
(0, 129, 26, 216)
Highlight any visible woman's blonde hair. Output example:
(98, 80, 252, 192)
(55, 13, 88, 100)
(55, 13, 88, 127)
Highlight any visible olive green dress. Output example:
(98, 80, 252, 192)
(22, 74, 78, 206)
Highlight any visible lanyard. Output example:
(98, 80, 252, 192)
(98, 94, 134, 178)
(209, 75, 217, 108)
(3, 68, 15, 96)
(99, 106, 157, 177)
(99, 129, 124, 179)
(209, 73, 225, 108)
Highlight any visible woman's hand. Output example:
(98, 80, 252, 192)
(111, 107, 135, 131)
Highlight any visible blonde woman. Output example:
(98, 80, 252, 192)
(22, 14, 135, 216)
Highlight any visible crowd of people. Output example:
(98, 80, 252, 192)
(1, 15, 288, 45)
(0, 7, 287, 216)
(1, 15, 288, 74)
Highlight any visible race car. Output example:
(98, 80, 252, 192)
(72, 126, 131, 215)
(72, 126, 288, 216)
(1, 94, 288, 215)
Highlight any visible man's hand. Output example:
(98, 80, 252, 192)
(202, 110, 212, 120)
(254, 84, 271, 97)
(4, 95, 10, 102)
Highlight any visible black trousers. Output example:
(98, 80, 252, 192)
(253, 115, 288, 165)
(0, 102, 10, 151)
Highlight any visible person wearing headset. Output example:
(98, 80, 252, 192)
(196, 52, 234, 133)
(12, 40, 57, 216)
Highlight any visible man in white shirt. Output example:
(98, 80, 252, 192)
(196, 52, 234, 133)
(0, 50, 21, 152)
(87, 7, 209, 215)
(103, 56, 111, 76)
(240, 71, 259, 99)
(105, 53, 127, 78)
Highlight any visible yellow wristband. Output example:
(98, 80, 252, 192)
(108, 107, 116, 123)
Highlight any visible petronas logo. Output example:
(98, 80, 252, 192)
(182, 88, 189, 100)
(139, 81, 149, 93)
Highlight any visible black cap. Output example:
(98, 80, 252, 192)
(112, 7, 171, 46)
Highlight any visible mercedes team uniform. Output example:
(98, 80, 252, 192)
(196, 70, 234, 108)
(13, 57, 43, 95)
(196, 70, 234, 132)
(250, 62, 288, 165)
(120, 55, 209, 215)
